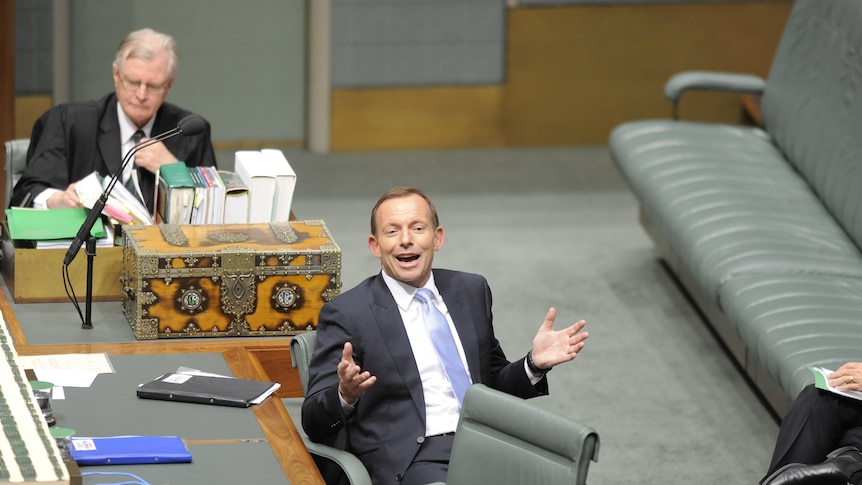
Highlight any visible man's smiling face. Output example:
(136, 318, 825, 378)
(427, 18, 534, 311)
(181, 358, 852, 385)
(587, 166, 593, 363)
(368, 193, 445, 288)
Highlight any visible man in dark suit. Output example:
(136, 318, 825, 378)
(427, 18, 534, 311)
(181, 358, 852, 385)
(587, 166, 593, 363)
(302, 186, 590, 485)
(761, 362, 862, 485)
(10, 28, 215, 212)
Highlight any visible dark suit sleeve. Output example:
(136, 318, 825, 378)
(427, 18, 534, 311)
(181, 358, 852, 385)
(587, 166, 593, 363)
(163, 116, 216, 169)
(10, 104, 94, 207)
(301, 301, 358, 444)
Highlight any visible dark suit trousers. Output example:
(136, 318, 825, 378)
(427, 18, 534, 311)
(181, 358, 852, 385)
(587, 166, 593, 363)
(764, 384, 862, 479)
(398, 433, 454, 485)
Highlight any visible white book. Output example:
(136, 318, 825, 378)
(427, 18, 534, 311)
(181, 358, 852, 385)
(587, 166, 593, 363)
(260, 149, 296, 222)
(218, 170, 249, 224)
(75, 171, 154, 225)
(234, 151, 275, 223)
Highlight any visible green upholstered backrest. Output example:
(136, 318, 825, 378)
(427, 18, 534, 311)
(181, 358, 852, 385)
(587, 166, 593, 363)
(4, 139, 29, 208)
(761, 0, 862, 250)
(289, 330, 317, 395)
(445, 384, 599, 485)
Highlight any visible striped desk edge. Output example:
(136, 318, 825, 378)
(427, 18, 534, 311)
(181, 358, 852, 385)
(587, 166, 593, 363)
(0, 309, 69, 484)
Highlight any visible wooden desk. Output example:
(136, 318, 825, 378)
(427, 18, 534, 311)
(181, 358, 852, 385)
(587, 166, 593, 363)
(0, 278, 324, 484)
(56, 353, 290, 484)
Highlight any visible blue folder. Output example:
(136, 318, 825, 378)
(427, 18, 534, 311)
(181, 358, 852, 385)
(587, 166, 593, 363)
(69, 435, 192, 465)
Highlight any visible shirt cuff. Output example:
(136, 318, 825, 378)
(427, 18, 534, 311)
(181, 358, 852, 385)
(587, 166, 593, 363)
(338, 389, 357, 413)
(524, 359, 544, 385)
(33, 188, 60, 209)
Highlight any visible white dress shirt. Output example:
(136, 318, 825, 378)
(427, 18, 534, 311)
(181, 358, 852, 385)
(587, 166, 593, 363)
(381, 271, 470, 436)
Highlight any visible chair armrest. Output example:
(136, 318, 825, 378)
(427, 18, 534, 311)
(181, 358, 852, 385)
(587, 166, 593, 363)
(304, 438, 372, 485)
(664, 70, 766, 119)
(574, 423, 600, 485)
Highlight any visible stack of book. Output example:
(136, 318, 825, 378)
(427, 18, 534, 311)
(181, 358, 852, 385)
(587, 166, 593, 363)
(156, 149, 295, 225)
(157, 163, 229, 225)
(189, 166, 225, 225)
(3, 149, 296, 247)
(234, 149, 296, 223)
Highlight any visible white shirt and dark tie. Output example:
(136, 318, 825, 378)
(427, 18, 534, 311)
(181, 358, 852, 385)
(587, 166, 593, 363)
(392, 274, 471, 436)
(117, 105, 154, 205)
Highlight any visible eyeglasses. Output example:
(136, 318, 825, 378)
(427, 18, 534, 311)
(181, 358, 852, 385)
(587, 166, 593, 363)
(117, 74, 169, 95)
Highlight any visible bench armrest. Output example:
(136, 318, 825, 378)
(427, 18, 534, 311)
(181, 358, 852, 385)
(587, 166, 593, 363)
(664, 70, 766, 119)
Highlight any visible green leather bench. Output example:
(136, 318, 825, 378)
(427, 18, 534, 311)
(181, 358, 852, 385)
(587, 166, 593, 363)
(609, 0, 862, 417)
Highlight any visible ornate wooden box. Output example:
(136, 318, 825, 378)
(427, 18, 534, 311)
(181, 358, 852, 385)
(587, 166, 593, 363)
(121, 220, 341, 340)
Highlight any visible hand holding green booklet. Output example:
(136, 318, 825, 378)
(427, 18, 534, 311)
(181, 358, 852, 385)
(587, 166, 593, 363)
(809, 366, 862, 401)
(5, 207, 105, 241)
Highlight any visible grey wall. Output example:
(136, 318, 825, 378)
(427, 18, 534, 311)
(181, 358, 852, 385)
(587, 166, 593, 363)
(67, 0, 306, 144)
(14, 0, 52, 95)
(517, 0, 786, 4)
(331, 0, 506, 87)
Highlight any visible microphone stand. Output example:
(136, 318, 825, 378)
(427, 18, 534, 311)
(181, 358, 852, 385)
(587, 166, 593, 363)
(84, 237, 97, 329)
(64, 126, 183, 329)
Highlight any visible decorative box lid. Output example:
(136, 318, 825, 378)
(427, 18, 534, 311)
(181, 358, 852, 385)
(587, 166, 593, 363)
(125, 220, 339, 254)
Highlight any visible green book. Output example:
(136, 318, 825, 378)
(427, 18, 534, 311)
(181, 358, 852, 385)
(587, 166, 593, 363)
(157, 161, 195, 224)
(5, 208, 105, 241)
(810, 366, 829, 391)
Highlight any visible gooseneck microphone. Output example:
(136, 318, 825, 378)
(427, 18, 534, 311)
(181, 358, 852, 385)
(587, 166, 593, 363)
(62, 114, 205, 266)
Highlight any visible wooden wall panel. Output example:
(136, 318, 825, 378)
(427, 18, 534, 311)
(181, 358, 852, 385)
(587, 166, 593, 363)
(503, 2, 792, 146)
(14, 95, 52, 139)
(331, 86, 505, 152)
(329, 2, 791, 151)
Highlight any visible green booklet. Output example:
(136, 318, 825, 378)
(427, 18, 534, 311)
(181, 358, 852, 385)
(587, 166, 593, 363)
(809, 366, 862, 401)
(5, 207, 105, 242)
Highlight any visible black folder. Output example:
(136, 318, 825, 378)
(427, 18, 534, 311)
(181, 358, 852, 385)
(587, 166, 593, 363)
(137, 372, 280, 408)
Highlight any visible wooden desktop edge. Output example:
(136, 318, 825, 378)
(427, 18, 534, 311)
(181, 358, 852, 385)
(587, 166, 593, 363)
(225, 346, 325, 485)
(0, 279, 325, 485)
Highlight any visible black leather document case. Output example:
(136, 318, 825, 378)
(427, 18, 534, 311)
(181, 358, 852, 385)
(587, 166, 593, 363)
(137, 372, 280, 408)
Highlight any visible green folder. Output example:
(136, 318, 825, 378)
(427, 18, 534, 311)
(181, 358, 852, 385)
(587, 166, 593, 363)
(809, 366, 829, 391)
(5, 207, 105, 241)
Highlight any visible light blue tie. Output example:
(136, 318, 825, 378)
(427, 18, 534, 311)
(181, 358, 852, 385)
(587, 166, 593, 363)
(415, 288, 471, 404)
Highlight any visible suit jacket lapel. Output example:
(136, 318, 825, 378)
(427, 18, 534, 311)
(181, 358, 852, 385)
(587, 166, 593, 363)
(98, 96, 122, 176)
(369, 277, 426, 418)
